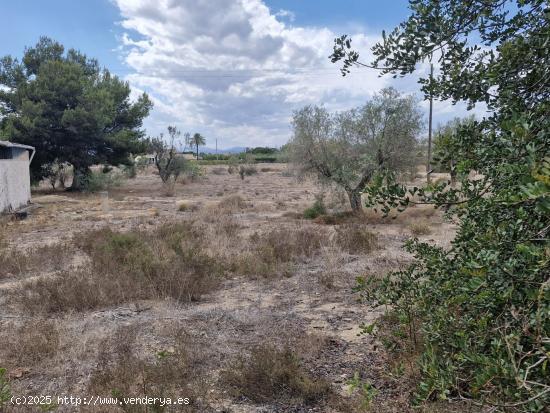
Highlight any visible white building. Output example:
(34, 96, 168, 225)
(0, 141, 36, 213)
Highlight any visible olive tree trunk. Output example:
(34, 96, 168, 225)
(346, 189, 363, 212)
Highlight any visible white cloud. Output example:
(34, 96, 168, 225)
(113, 0, 482, 148)
(275, 9, 295, 23)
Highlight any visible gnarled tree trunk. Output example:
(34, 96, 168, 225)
(346, 189, 362, 212)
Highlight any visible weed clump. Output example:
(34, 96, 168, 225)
(0, 235, 70, 278)
(89, 327, 205, 412)
(219, 194, 247, 213)
(238, 165, 257, 180)
(222, 345, 330, 405)
(335, 225, 378, 254)
(234, 226, 325, 278)
(0, 319, 59, 367)
(408, 220, 431, 236)
(15, 223, 222, 313)
(303, 199, 326, 219)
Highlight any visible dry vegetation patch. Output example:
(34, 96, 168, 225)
(218, 194, 248, 213)
(0, 319, 60, 368)
(408, 219, 432, 236)
(335, 225, 378, 254)
(12, 223, 223, 313)
(88, 326, 207, 412)
(222, 344, 331, 406)
(0, 231, 71, 278)
(0, 166, 455, 413)
(233, 225, 327, 278)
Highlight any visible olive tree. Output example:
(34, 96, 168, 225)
(433, 116, 476, 186)
(288, 87, 423, 211)
(147, 126, 187, 183)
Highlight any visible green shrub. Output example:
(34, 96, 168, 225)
(121, 163, 137, 179)
(303, 199, 326, 219)
(0, 368, 10, 408)
(184, 162, 204, 181)
(84, 169, 124, 192)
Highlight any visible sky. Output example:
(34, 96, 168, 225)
(1, 0, 485, 149)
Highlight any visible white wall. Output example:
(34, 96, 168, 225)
(0, 160, 32, 213)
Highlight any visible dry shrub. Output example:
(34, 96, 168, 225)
(313, 210, 359, 225)
(0, 246, 27, 277)
(222, 344, 331, 406)
(196, 207, 241, 239)
(15, 224, 222, 313)
(177, 202, 200, 212)
(211, 167, 226, 175)
(260, 167, 275, 172)
(238, 165, 257, 179)
(401, 205, 436, 220)
(335, 225, 378, 254)
(0, 319, 59, 367)
(318, 246, 346, 289)
(0, 238, 71, 278)
(408, 220, 432, 236)
(160, 181, 175, 197)
(233, 226, 325, 278)
(256, 226, 324, 262)
(89, 326, 206, 412)
(218, 194, 247, 213)
(281, 211, 303, 219)
(16, 270, 112, 314)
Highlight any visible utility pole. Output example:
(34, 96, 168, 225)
(427, 62, 433, 184)
(216, 138, 218, 161)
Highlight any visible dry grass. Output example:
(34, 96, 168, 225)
(0, 166, 459, 413)
(0, 238, 71, 278)
(233, 226, 326, 278)
(218, 194, 248, 213)
(222, 344, 331, 406)
(335, 225, 378, 254)
(160, 181, 176, 197)
(318, 246, 347, 289)
(177, 202, 190, 211)
(88, 326, 206, 412)
(408, 220, 432, 236)
(211, 167, 226, 175)
(0, 319, 60, 368)
(13, 223, 223, 313)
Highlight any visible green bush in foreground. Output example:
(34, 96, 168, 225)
(333, 0, 549, 410)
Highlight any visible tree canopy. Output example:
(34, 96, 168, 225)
(289, 87, 423, 211)
(332, 0, 549, 409)
(0, 37, 152, 188)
